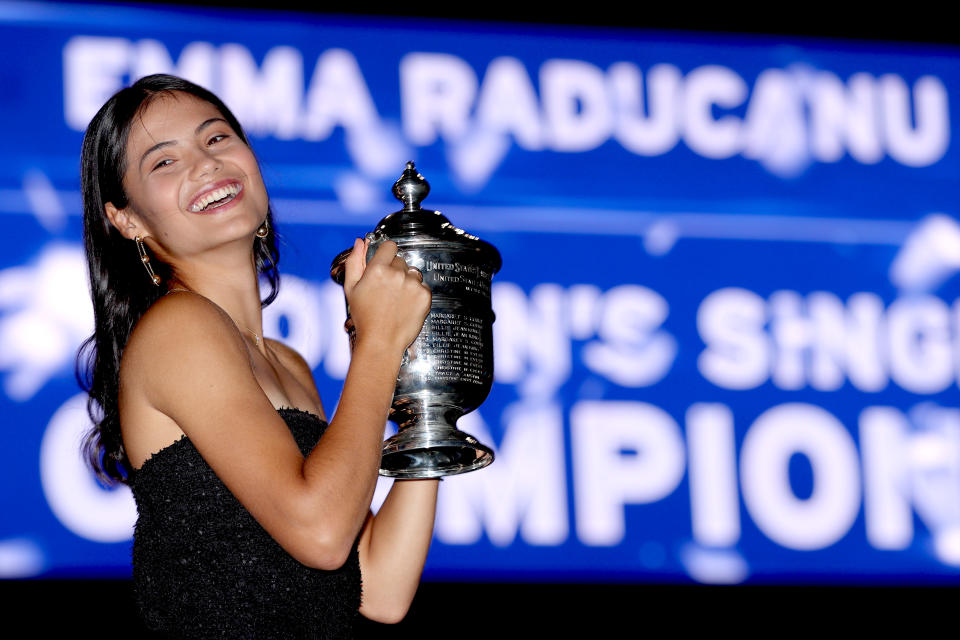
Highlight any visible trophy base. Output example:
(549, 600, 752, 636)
(380, 427, 494, 479)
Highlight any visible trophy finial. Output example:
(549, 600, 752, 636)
(393, 161, 430, 212)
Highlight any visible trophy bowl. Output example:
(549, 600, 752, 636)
(331, 162, 501, 478)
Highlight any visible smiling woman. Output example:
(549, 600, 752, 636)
(104, 91, 270, 269)
(78, 75, 280, 480)
(76, 74, 437, 638)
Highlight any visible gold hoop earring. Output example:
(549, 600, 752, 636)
(255, 219, 269, 239)
(135, 235, 161, 286)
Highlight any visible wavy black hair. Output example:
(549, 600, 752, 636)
(77, 74, 280, 484)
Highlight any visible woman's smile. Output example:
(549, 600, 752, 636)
(188, 179, 245, 213)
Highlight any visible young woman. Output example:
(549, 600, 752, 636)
(78, 73, 436, 638)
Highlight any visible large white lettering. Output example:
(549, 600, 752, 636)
(859, 406, 913, 549)
(682, 65, 747, 159)
(610, 62, 682, 156)
(740, 403, 861, 550)
(493, 282, 678, 393)
(697, 287, 769, 390)
(696, 288, 960, 395)
(435, 404, 568, 546)
(474, 57, 543, 150)
(221, 45, 303, 139)
(808, 70, 883, 164)
(400, 52, 476, 145)
(880, 74, 950, 167)
(860, 405, 960, 565)
(63, 37, 952, 183)
(302, 49, 380, 140)
(571, 401, 685, 545)
(686, 403, 740, 547)
(40, 394, 136, 543)
(581, 284, 676, 387)
(769, 290, 886, 392)
(541, 59, 613, 152)
(740, 68, 807, 176)
(492, 282, 571, 397)
(888, 296, 952, 393)
(130, 39, 216, 89)
(63, 36, 130, 131)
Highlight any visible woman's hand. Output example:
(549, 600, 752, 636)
(342, 238, 431, 355)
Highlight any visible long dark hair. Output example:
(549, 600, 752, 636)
(77, 74, 280, 484)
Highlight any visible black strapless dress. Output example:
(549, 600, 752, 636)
(129, 408, 361, 639)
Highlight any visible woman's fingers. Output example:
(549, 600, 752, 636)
(369, 240, 401, 267)
(373, 241, 425, 284)
(342, 238, 366, 299)
(350, 240, 428, 293)
(344, 239, 432, 352)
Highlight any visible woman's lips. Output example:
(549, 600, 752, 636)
(188, 180, 244, 213)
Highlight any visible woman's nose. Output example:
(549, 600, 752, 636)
(190, 148, 222, 179)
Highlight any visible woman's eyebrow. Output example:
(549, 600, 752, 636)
(139, 140, 176, 171)
(196, 117, 228, 134)
(137, 118, 230, 171)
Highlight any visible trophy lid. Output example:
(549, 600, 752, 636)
(373, 161, 450, 237)
(331, 162, 502, 283)
(393, 161, 429, 212)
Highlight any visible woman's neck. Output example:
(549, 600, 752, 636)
(168, 247, 266, 351)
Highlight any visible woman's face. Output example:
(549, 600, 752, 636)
(108, 91, 268, 261)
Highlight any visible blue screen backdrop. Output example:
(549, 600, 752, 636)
(1, 1, 959, 585)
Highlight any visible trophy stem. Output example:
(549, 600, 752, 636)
(380, 414, 494, 479)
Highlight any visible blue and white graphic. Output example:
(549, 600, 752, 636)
(2, 1, 960, 584)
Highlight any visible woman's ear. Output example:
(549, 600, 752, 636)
(104, 202, 141, 240)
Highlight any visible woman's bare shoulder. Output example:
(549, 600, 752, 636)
(116, 295, 342, 567)
(127, 291, 243, 350)
(119, 292, 264, 467)
(120, 292, 253, 411)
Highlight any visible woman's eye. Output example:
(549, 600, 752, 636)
(152, 158, 173, 171)
(208, 134, 228, 145)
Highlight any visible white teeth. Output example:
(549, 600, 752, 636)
(190, 183, 241, 212)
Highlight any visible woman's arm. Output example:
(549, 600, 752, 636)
(120, 239, 430, 570)
(270, 295, 440, 624)
(275, 300, 441, 623)
(357, 479, 439, 623)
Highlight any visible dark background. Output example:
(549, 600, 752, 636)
(113, 3, 960, 46)
(58, 0, 960, 46)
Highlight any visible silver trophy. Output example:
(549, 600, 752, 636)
(331, 162, 501, 478)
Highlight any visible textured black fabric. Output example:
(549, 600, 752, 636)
(129, 408, 361, 639)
